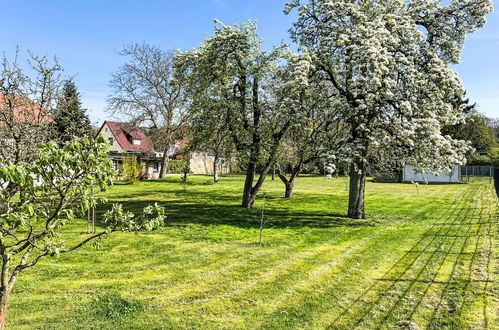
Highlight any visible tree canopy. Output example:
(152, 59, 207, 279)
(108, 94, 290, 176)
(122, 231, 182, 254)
(176, 21, 316, 207)
(0, 49, 62, 163)
(285, 0, 492, 218)
(52, 79, 93, 143)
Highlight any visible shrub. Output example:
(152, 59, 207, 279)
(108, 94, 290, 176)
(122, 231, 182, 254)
(489, 147, 499, 167)
(468, 155, 493, 166)
(166, 160, 188, 174)
(122, 156, 142, 183)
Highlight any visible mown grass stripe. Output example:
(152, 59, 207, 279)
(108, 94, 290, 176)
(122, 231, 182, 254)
(376, 184, 488, 328)
(326, 184, 479, 328)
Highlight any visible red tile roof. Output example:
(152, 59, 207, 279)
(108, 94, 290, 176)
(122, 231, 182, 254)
(0, 93, 51, 124)
(99, 121, 155, 153)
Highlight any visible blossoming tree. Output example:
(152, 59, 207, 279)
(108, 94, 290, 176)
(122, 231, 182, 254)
(275, 74, 347, 199)
(285, 0, 493, 218)
(176, 21, 315, 208)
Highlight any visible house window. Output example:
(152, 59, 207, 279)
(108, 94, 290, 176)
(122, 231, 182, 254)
(108, 137, 114, 146)
(153, 162, 159, 172)
(132, 138, 141, 146)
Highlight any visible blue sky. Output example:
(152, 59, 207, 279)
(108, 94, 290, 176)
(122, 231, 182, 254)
(1, 0, 498, 123)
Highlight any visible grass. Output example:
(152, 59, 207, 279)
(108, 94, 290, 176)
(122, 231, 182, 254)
(8, 175, 498, 329)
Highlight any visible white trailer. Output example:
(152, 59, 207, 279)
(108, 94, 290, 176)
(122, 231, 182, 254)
(402, 165, 461, 183)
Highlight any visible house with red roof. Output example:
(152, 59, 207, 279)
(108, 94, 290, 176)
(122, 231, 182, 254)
(97, 120, 232, 179)
(97, 121, 163, 179)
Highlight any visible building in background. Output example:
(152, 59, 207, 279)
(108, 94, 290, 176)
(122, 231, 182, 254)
(97, 121, 163, 179)
(97, 121, 231, 179)
(402, 165, 461, 184)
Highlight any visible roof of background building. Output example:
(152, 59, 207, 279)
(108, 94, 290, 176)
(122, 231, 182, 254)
(99, 121, 155, 153)
(0, 93, 51, 124)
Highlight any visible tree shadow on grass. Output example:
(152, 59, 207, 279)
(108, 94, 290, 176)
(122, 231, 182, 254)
(94, 197, 375, 230)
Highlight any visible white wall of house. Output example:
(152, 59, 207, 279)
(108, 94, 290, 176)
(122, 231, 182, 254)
(190, 152, 231, 175)
(98, 123, 124, 153)
(403, 165, 461, 183)
(145, 160, 161, 179)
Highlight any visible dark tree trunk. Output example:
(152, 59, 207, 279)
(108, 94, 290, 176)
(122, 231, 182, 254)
(284, 181, 294, 199)
(348, 158, 368, 219)
(277, 166, 300, 199)
(213, 154, 220, 183)
(241, 162, 271, 208)
(159, 147, 170, 179)
(242, 163, 257, 208)
(0, 288, 8, 330)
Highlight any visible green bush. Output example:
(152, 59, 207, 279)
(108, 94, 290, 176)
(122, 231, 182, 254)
(122, 156, 142, 184)
(166, 160, 188, 174)
(468, 155, 492, 166)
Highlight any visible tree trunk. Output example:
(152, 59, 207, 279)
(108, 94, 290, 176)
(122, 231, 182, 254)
(213, 154, 220, 183)
(277, 166, 300, 199)
(284, 181, 294, 199)
(159, 147, 170, 179)
(241, 162, 270, 208)
(0, 288, 9, 330)
(242, 163, 257, 208)
(348, 158, 368, 219)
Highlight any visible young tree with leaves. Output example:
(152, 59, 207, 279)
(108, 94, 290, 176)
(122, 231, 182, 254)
(122, 155, 142, 184)
(107, 43, 189, 178)
(0, 136, 165, 328)
(52, 79, 93, 143)
(286, 0, 492, 218)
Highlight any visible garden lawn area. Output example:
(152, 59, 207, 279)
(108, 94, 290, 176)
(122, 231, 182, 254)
(8, 175, 498, 329)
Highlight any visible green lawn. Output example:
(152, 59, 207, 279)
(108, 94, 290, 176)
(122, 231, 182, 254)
(8, 175, 498, 329)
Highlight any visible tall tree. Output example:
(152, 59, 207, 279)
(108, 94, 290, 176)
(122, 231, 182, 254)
(107, 43, 188, 178)
(0, 49, 62, 164)
(286, 0, 492, 218)
(444, 114, 495, 159)
(0, 136, 165, 329)
(52, 79, 93, 143)
(176, 22, 313, 208)
(276, 77, 346, 199)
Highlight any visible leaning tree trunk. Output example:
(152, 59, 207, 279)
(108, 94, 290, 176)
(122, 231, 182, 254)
(242, 163, 257, 208)
(241, 161, 271, 208)
(348, 158, 368, 219)
(159, 147, 170, 179)
(277, 165, 300, 199)
(213, 154, 220, 183)
(0, 288, 9, 330)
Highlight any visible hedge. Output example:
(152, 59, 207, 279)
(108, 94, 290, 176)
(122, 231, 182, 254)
(166, 160, 190, 174)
